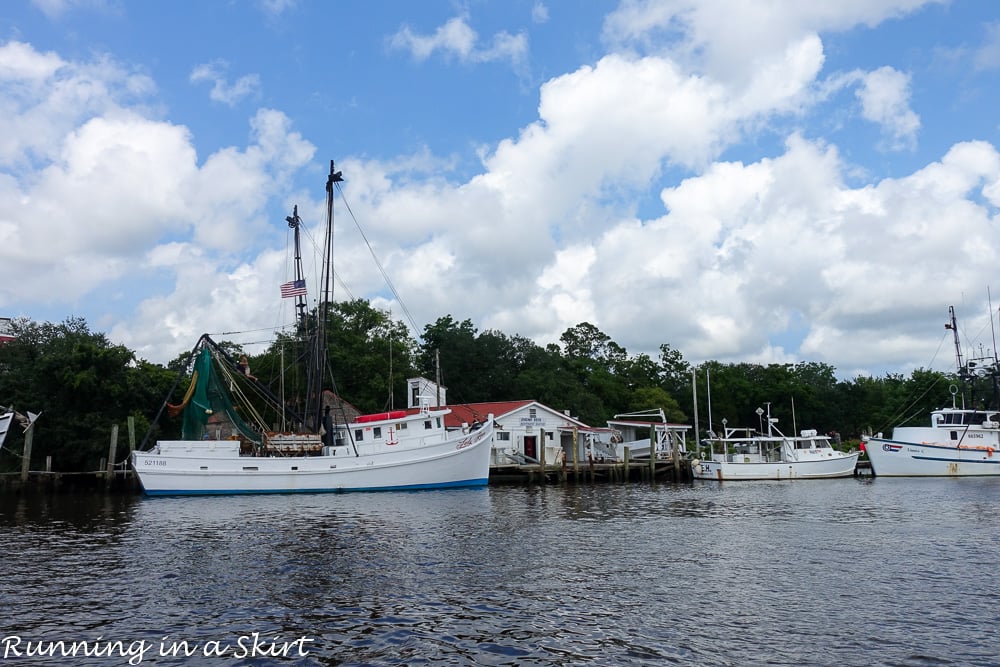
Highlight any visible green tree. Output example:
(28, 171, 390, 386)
(629, 386, 686, 423)
(0, 317, 176, 471)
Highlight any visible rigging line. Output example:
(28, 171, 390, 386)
(334, 180, 422, 339)
(0, 446, 27, 461)
(297, 215, 356, 301)
(214, 353, 270, 433)
(224, 338, 279, 347)
(989, 286, 999, 364)
(214, 326, 284, 337)
(872, 330, 951, 435)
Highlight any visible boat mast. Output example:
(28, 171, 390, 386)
(285, 205, 309, 334)
(691, 367, 700, 455)
(945, 305, 968, 409)
(946, 305, 964, 373)
(307, 161, 343, 432)
(989, 290, 1000, 411)
(706, 367, 713, 437)
(989, 288, 999, 369)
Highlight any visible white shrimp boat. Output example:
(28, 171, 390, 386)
(862, 307, 1000, 477)
(132, 162, 494, 495)
(692, 404, 858, 481)
(132, 394, 494, 495)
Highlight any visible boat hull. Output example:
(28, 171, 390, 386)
(132, 423, 493, 496)
(692, 453, 859, 481)
(864, 438, 1000, 477)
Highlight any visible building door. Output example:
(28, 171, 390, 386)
(523, 435, 536, 460)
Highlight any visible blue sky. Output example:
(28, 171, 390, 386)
(1, 0, 999, 379)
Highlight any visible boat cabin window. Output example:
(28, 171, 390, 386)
(951, 431, 958, 441)
(424, 420, 432, 430)
(437, 417, 442, 428)
(793, 438, 823, 449)
(355, 429, 364, 441)
(942, 411, 990, 426)
(373, 427, 382, 438)
(399, 422, 407, 430)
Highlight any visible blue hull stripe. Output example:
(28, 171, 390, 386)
(142, 477, 489, 497)
(911, 456, 999, 465)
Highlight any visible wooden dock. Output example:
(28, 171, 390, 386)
(490, 458, 693, 485)
(0, 469, 139, 493)
(490, 457, 873, 484)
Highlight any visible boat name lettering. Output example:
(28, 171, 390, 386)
(455, 437, 474, 450)
(966, 433, 984, 438)
(144, 459, 168, 466)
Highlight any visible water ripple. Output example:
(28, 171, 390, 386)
(2, 480, 999, 665)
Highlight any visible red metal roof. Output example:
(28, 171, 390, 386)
(442, 401, 536, 427)
(400, 400, 554, 428)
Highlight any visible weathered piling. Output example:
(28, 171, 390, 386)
(3, 421, 138, 495)
(487, 457, 692, 486)
(20, 425, 34, 482)
(106, 424, 119, 484)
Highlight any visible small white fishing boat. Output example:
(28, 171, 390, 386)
(692, 404, 859, 481)
(862, 307, 1000, 477)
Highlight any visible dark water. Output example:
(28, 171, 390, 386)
(2, 478, 998, 666)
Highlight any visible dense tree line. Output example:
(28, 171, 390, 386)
(0, 303, 961, 471)
(0, 318, 176, 472)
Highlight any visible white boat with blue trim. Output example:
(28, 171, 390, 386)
(132, 161, 494, 495)
(132, 393, 494, 496)
(862, 405, 999, 477)
(862, 306, 1000, 477)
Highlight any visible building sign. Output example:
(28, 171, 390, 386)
(520, 417, 544, 427)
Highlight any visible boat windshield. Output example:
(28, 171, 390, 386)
(939, 410, 996, 426)
(794, 438, 831, 449)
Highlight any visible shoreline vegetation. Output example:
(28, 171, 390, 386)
(0, 312, 949, 477)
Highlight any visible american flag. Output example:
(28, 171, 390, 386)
(280, 279, 307, 298)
